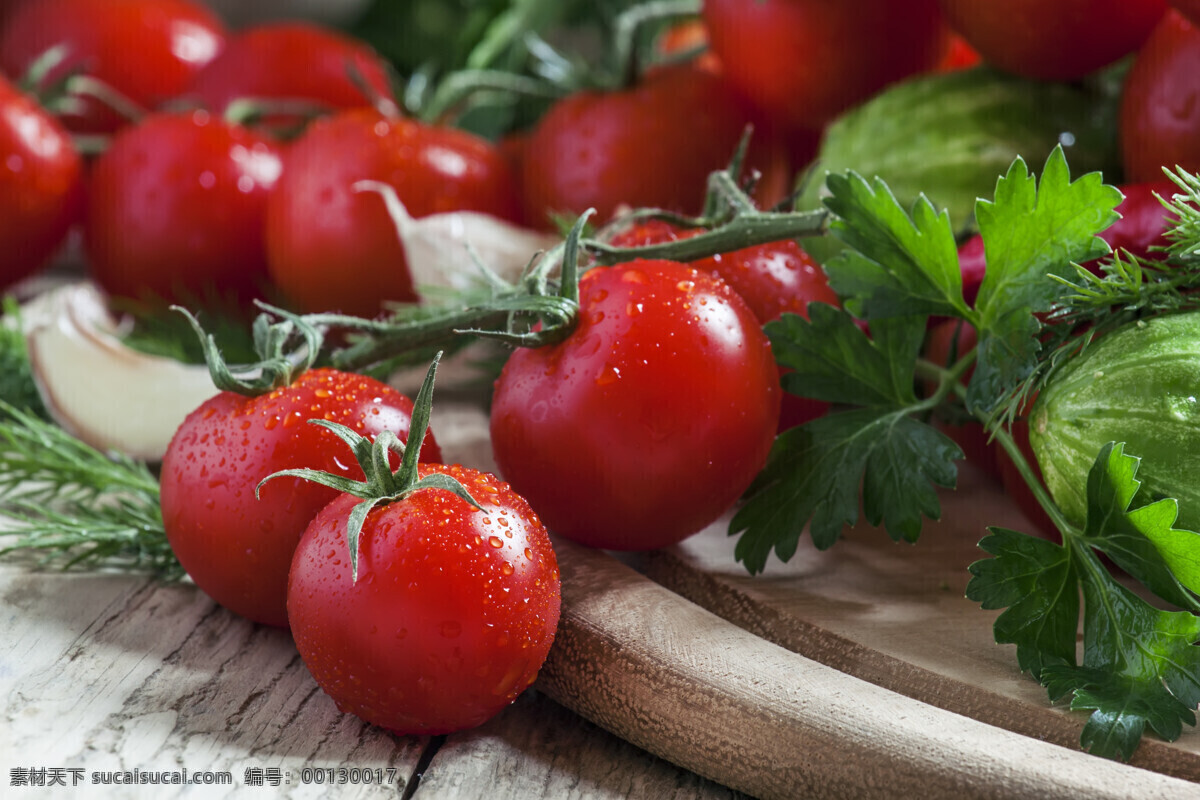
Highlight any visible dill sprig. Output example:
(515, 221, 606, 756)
(0, 402, 180, 578)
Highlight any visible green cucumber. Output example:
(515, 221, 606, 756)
(1030, 312, 1200, 531)
(797, 67, 1121, 262)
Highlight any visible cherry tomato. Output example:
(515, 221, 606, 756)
(160, 368, 442, 628)
(0, 0, 226, 133)
(288, 464, 560, 735)
(265, 108, 521, 318)
(702, 0, 950, 131)
(934, 32, 983, 72)
(83, 110, 283, 309)
(490, 260, 781, 551)
(937, 0, 1166, 82)
(1171, 0, 1200, 25)
(519, 63, 790, 227)
(184, 21, 395, 132)
(0, 75, 82, 289)
(607, 218, 838, 428)
(1120, 10, 1200, 183)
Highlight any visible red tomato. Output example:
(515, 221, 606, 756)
(607, 218, 839, 428)
(519, 63, 790, 227)
(938, 0, 1166, 81)
(83, 110, 283, 308)
(490, 260, 781, 551)
(0, 75, 82, 289)
(607, 218, 838, 325)
(1120, 10, 1200, 183)
(1171, 0, 1200, 25)
(0, 0, 226, 133)
(702, 0, 950, 131)
(934, 32, 983, 72)
(287, 464, 561, 735)
(160, 368, 441, 628)
(184, 21, 395, 131)
(265, 108, 521, 317)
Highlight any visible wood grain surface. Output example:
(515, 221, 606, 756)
(631, 464, 1200, 785)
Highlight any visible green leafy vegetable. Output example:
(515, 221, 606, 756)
(732, 306, 960, 569)
(967, 443, 1200, 760)
(967, 147, 1121, 414)
(736, 145, 1115, 567)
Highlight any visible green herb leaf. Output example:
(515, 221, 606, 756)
(731, 408, 960, 573)
(820, 170, 967, 320)
(1042, 568, 1200, 761)
(768, 304, 923, 406)
(967, 527, 1078, 678)
(968, 442, 1200, 760)
(1081, 442, 1200, 612)
(967, 146, 1122, 413)
(0, 402, 178, 578)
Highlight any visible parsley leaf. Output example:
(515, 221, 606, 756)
(731, 306, 959, 573)
(820, 171, 967, 321)
(966, 146, 1122, 413)
(967, 527, 1078, 677)
(769, 303, 923, 406)
(967, 441, 1200, 760)
(1081, 442, 1200, 612)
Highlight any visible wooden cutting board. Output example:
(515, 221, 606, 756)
(424, 386, 1200, 799)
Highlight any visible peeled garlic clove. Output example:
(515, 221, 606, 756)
(22, 282, 220, 461)
(354, 180, 560, 292)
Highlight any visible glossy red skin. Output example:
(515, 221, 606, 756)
(938, 0, 1166, 81)
(934, 32, 982, 72)
(266, 109, 521, 317)
(184, 22, 394, 127)
(957, 180, 1179, 305)
(608, 218, 838, 428)
(607, 219, 838, 325)
(1171, 0, 1200, 25)
(0, 76, 82, 289)
(84, 110, 283, 308)
(287, 465, 560, 735)
(160, 368, 441, 628)
(520, 64, 790, 227)
(490, 260, 781, 551)
(1121, 10, 1200, 183)
(0, 0, 225, 133)
(702, 0, 950, 131)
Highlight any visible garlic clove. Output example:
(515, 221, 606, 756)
(22, 282, 220, 461)
(353, 180, 560, 292)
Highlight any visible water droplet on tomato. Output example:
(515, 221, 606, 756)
(488, 536, 503, 548)
(595, 364, 620, 385)
(500, 562, 514, 577)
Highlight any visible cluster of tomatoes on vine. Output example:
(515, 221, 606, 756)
(4, 0, 1200, 739)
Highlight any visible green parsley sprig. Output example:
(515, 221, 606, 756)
(736, 145, 1200, 760)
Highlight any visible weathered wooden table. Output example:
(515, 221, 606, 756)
(5, 365, 1200, 799)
